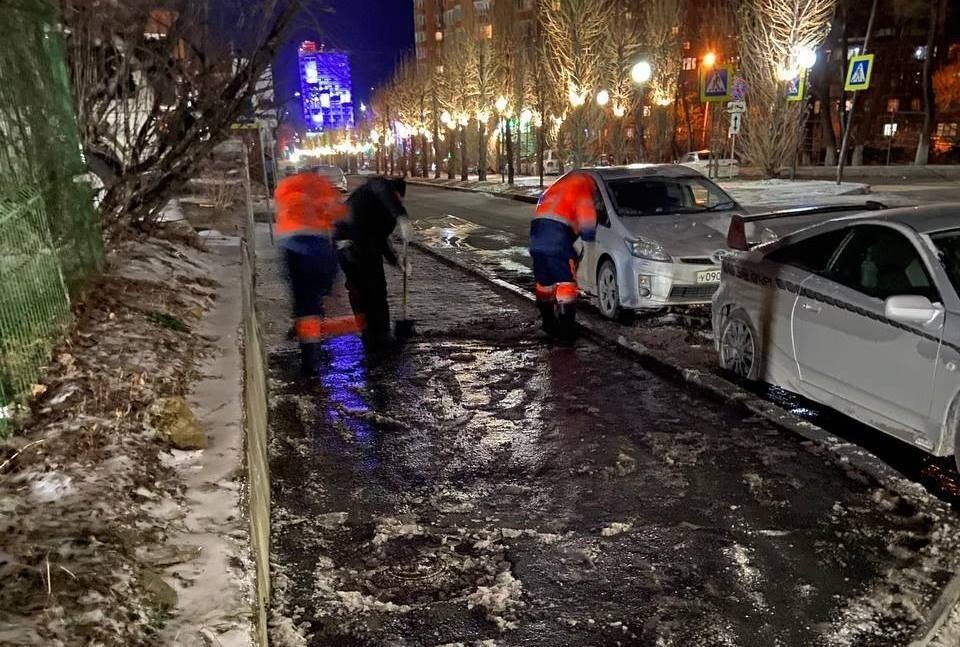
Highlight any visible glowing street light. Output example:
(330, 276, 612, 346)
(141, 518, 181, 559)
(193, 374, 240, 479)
(519, 108, 534, 125)
(702, 51, 717, 68)
(631, 60, 652, 85)
(495, 95, 509, 114)
(568, 86, 587, 107)
(596, 89, 610, 107)
(360, 102, 367, 113)
(440, 110, 452, 127)
(612, 104, 626, 118)
(796, 45, 817, 70)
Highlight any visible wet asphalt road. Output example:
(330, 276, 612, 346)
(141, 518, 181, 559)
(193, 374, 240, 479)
(257, 227, 959, 647)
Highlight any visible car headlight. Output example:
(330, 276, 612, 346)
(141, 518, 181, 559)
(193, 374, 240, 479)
(625, 237, 671, 262)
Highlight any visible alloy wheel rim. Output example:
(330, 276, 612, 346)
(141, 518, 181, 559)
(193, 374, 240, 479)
(599, 269, 617, 315)
(722, 319, 754, 377)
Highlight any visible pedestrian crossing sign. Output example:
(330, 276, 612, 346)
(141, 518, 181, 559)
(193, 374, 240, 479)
(844, 54, 874, 91)
(700, 65, 734, 102)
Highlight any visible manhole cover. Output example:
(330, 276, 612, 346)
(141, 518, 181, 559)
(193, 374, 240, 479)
(363, 534, 491, 605)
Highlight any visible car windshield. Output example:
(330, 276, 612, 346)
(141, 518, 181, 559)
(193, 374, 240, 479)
(931, 229, 960, 294)
(606, 176, 736, 216)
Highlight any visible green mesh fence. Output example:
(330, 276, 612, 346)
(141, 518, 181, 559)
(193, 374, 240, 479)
(0, 2, 104, 431)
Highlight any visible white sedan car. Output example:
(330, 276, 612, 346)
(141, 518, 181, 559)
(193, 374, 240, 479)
(678, 150, 739, 179)
(562, 165, 743, 318)
(712, 204, 960, 470)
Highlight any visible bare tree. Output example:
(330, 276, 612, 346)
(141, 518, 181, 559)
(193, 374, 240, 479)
(915, 0, 948, 165)
(438, 30, 475, 181)
(736, 0, 836, 176)
(541, 0, 613, 168)
(643, 0, 685, 162)
(465, 19, 495, 181)
(598, 0, 642, 164)
(60, 0, 300, 230)
(492, 0, 530, 184)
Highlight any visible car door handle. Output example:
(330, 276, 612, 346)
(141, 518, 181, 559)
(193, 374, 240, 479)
(800, 302, 821, 314)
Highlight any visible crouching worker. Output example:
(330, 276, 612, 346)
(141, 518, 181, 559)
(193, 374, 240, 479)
(529, 173, 598, 343)
(275, 167, 357, 375)
(334, 176, 411, 348)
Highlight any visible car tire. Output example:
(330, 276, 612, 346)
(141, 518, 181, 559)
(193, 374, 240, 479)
(955, 429, 960, 474)
(596, 259, 621, 321)
(719, 310, 762, 381)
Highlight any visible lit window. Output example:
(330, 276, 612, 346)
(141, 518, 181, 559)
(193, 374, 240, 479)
(887, 98, 899, 113)
(435, 31, 443, 41)
(936, 123, 958, 137)
(682, 57, 697, 71)
(480, 24, 492, 39)
(883, 123, 897, 137)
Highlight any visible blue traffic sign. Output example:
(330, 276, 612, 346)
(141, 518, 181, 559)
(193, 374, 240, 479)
(844, 54, 874, 91)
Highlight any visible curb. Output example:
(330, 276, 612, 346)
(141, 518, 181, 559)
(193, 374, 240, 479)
(411, 238, 959, 645)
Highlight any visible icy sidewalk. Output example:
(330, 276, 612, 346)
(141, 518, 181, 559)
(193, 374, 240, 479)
(259, 236, 960, 646)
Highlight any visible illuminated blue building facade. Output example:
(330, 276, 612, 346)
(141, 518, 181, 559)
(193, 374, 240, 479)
(298, 42, 355, 133)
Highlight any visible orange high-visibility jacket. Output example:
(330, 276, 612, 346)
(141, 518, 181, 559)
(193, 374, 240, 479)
(533, 173, 598, 239)
(274, 172, 347, 239)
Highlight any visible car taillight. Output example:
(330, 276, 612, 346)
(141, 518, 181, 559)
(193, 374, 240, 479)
(727, 215, 748, 251)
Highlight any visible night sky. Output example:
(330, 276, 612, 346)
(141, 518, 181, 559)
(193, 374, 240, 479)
(274, 0, 415, 130)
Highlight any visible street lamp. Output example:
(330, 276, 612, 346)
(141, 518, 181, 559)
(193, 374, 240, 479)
(631, 60, 653, 162)
(702, 51, 717, 68)
(631, 60, 652, 85)
(495, 95, 508, 114)
(596, 90, 610, 107)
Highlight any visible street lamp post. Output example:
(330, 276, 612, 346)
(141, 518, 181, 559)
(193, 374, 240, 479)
(631, 60, 652, 162)
(495, 95, 509, 183)
(596, 90, 610, 162)
(789, 45, 818, 180)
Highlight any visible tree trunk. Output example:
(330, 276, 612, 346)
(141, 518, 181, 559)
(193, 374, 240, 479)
(852, 144, 864, 166)
(421, 133, 429, 177)
(915, 0, 944, 166)
(817, 60, 837, 165)
(448, 133, 455, 180)
(506, 118, 514, 185)
(460, 125, 468, 181)
(478, 122, 487, 181)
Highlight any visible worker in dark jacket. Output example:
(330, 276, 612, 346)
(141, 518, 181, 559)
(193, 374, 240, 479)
(335, 176, 411, 347)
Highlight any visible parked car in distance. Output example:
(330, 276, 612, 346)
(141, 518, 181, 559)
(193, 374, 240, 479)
(314, 164, 348, 193)
(713, 203, 960, 470)
(543, 150, 563, 176)
(546, 165, 743, 317)
(678, 150, 740, 179)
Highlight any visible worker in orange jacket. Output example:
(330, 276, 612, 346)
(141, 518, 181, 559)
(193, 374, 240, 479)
(275, 167, 355, 375)
(529, 173, 598, 342)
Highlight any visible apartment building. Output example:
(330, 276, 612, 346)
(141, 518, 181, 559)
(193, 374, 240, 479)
(413, 0, 537, 63)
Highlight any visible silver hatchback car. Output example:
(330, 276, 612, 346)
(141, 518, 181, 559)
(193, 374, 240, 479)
(713, 204, 960, 470)
(567, 165, 743, 318)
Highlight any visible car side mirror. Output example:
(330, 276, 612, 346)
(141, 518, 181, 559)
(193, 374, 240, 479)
(884, 295, 944, 327)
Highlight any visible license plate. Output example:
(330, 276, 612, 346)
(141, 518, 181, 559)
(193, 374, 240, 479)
(696, 270, 721, 284)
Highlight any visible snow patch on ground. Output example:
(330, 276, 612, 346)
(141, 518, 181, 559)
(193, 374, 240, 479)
(600, 521, 633, 537)
(466, 570, 524, 631)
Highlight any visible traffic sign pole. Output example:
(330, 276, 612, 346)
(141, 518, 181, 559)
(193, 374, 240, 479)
(837, 0, 879, 185)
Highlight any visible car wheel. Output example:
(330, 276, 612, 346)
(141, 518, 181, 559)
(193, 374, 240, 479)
(596, 260, 621, 320)
(955, 428, 960, 474)
(719, 310, 762, 381)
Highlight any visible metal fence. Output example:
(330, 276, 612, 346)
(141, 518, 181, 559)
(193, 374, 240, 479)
(0, 3, 104, 428)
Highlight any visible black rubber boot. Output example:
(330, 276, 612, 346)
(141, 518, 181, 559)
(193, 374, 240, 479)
(555, 302, 578, 345)
(538, 301, 558, 335)
(300, 342, 322, 378)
